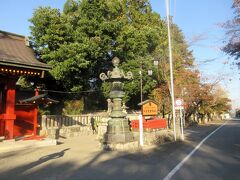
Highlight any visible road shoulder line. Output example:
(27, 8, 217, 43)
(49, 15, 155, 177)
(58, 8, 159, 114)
(163, 121, 228, 180)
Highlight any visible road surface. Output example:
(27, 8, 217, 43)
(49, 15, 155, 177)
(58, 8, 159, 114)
(0, 119, 239, 180)
(166, 119, 240, 180)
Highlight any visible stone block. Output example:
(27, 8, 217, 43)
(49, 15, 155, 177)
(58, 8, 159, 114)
(103, 141, 139, 151)
(105, 132, 134, 144)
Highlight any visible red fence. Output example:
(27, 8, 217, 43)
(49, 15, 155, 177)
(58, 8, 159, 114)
(131, 117, 167, 130)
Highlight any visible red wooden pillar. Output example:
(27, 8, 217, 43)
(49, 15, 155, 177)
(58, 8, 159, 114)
(0, 121, 4, 136)
(4, 80, 16, 139)
(0, 84, 5, 136)
(33, 88, 39, 136)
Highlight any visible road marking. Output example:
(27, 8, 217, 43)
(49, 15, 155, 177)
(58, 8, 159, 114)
(163, 121, 227, 180)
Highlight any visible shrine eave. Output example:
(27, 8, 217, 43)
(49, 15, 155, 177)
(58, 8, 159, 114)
(0, 58, 51, 71)
(0, 30, 51, 72)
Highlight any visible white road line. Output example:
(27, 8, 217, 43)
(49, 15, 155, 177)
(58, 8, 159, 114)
(163, 121, 228, 180)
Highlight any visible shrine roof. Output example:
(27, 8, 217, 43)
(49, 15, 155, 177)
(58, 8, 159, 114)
(18, 93, 59, 105)
(0, 30, 51, 71)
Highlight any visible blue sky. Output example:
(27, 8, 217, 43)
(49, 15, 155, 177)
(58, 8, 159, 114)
(151, 0, 240, 110)
(1, 0, 239, 109)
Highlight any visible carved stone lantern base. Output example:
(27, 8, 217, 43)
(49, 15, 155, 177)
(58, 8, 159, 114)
(105, 118, 133, 143)
(106, 131, 133, 144)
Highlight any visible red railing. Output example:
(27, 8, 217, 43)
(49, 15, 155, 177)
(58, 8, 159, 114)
(131, 116, 167, 130)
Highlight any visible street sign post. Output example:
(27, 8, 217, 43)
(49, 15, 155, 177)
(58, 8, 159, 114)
(175, 98, 184, 140)
(175, 98, 184, 109)
(138, 114, 144, 146)
(180, 109, 184, 140)
(138, 100, 158, 146)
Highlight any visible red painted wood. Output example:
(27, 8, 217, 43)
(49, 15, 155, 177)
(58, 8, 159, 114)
(14, 104, 36, 137)
(5, 119, 15, 139)
(4, 80, 16, 139)
(11, 88, 40, 138)
(0, 120, 4, 136)
(33, 88, 39, 136)
(131, 117, 167, 130)
(0, 77, 43, 140)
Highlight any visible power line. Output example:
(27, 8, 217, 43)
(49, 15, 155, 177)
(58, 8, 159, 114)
(41, 89, 99, 94)
(18, 88, 99, 94)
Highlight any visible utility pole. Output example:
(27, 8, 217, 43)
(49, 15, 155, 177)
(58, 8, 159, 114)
(165, 0, 177, 141)
(140, 62, 143, 103)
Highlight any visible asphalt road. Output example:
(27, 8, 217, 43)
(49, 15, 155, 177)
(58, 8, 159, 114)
(168, 119, 240, 180)
(0, 119, 239, 180)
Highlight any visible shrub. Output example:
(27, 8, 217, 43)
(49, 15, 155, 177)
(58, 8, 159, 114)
(63, 99, 84, 115)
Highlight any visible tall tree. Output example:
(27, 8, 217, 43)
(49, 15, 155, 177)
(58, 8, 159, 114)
(29, 0, 167, 106)
(223, 0, 240, 65)
(30, 0, 122, 91)
(29, 0, 231, 115)
(150, 22, 196, 116)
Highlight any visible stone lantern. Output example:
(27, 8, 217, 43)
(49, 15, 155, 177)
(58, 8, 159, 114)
(100, 57, 133, 143)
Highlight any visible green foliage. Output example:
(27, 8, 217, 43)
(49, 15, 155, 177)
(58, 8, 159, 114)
(29, 0, 167, 106)
(236, 109, 240, 117)
(16, 76, 34, 88)
(63, 99, 84, 115)
(38, 106, 51, 115)
(29, 0, 231, 116)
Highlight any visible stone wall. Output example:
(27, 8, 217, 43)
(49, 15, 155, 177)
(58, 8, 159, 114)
(40, 126, 92, 139)
(38, 113, 173, 146)
(38, 114, 106, 139)
(132, 129, 174, 145)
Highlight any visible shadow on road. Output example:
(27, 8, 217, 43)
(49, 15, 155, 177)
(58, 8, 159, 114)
(0, 148, 70, 179)
(0, 141, 195, 180)
(39, 148, 70, 161)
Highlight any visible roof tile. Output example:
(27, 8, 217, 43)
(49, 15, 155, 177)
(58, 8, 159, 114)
(0, 30, 51, 71)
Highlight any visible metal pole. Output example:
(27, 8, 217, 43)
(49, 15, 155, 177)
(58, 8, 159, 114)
(180, 109, 184, 140)
(139, 114, 144, 146)
(139, 60, 144, 146)
(165, 0, 177, 141)
(183, 109, 186, 127)
(181, 88, 186, 127)
(140, 61, 143, 103)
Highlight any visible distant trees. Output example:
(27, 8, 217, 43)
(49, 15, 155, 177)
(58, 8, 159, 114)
(223, 0, 240, 66)
(186, 83, 231, 122)
(236, 109, 240, 117)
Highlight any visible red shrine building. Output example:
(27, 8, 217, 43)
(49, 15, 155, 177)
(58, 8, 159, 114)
(0, 30, 51, 140)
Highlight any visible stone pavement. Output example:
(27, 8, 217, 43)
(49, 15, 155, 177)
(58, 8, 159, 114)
(0, 120, 225, 180)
